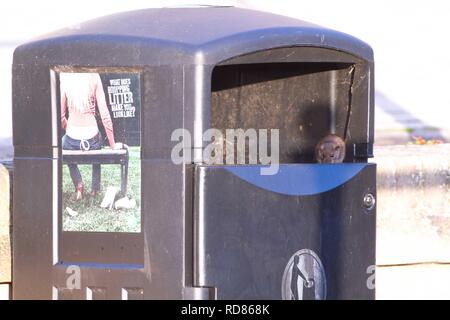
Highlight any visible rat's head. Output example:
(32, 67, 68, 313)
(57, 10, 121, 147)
(315, 135, 346, 164)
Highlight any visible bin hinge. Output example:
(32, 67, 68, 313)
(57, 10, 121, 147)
(183, 286, 217, 300)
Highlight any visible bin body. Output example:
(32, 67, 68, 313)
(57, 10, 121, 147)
(12, 7, 375, 299)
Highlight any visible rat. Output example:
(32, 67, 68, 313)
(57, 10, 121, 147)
(315, 134, 346, 164)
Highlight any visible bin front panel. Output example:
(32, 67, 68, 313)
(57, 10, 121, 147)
(194, 163, 376, 300)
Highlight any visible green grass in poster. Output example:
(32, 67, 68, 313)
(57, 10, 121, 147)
(62, 146, 141, 233)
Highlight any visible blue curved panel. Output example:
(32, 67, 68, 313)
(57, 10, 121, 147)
(224, 164, 367, 196)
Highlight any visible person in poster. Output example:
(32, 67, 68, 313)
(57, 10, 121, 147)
(60, 72, 123, 200)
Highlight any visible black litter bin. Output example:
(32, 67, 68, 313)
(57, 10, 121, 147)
(12, 7, 376, 300)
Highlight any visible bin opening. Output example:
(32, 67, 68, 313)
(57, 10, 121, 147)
(211, 62, 355, 164)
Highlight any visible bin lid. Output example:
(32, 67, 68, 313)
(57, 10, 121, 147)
(16, 7, 373, 65)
